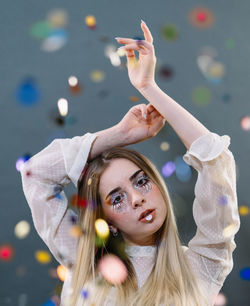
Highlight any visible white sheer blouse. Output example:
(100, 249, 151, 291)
(20, 132, 240, 305)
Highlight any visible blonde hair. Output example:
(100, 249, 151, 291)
(65, 147, 209, 306)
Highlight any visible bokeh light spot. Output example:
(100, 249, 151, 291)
(0, 244, 14, 261)
(35, 250, 51, 264)
(14, 220, 30, 239)
(192, 86, 211, 106)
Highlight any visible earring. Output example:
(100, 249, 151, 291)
(109, 226, 118, 237)
(112, 230, 118, 237)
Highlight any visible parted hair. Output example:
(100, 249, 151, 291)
(65, 146, 209, 306)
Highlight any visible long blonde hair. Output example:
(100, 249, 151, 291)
(65, 147, 209, 306)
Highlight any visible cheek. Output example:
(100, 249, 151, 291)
(102, 205, 131, 224)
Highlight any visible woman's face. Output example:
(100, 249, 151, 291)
(98, 158, 167, 246)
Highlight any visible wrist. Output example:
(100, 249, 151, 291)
(137, 81, 158, 94)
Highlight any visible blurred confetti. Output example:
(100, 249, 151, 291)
(240, 267, 250, 281)
(68, 76, 83, 95)
(225, 37, 235, 50)
(16, 154, 31, 172)
(192, 86, 211, 106)
(46, 9, 68, 28)
(218, 195, 228, 206)
(97, 254, 128, 284)
(35, 250, 52, 264)
(158, 65, 174, 80)
(240, 116, 250, 131)
(85, 15, 97, 29)
(161, 24, 179, 41)
(161, 161, 176, 177)
(70, 194, 88, 209)
(197, 46, 226, 84)
(129, 96, 140, 103)
(81, 288, 89, 299)
(0, 244, 14, 261)
(57, 98, 68, 116)
(239, 205, 249, 216)
(95, 219, 110, 239)
(174, 156, 192, 182)
(90, 70, 105, 82)
(213, 292, 227, 306)
(160, 141, 170, 151)
(189, 7, 215, 29)
(30, 8, 69, 52)
(69, 225, 83, 238)
(57, 264, 69, 282)
(16, 77, 40, 106)
(14, 220, 30, 239)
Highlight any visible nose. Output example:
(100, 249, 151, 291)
(131, 188, 146, 208)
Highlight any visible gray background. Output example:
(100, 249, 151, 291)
(0, 0, 249, 305)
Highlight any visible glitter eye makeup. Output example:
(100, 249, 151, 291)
(133, 173, 152, 194)
(107, 172, 152, 213)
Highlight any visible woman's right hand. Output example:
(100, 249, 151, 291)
(88, 104, 165, 161)
(117, 103, 166, 145)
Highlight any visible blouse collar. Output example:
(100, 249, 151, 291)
(125, 244, 157, 258)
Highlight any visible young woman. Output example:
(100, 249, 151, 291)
(20, 21, 240, 306)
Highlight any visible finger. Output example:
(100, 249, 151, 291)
(115, 37, 137, 43)
(139, 104, 148, 119)
(141, 21, 153, 44)
(146, 104, 156, 114)
(118, 43, 148, 55)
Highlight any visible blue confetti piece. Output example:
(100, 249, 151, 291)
(48, 28, 68, 39)
(240, 267, 250, 281)
(16, 77, 40, 106)
(81, 289, 88, 299)
(218, 195, 228, 206)
(41, 299, 56, 306)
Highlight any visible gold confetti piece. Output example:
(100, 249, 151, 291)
(85, 15, 96, 27)
(239, 205, 249, 216)
(95, 219, 110, 239)
(47, 9, 68, 28)
(223, 223, 238, 238)
(87, 178, 92, 186)
(207, 62, 225, 78)
(69, 225, 83, 238)
(57, 265, 69, 282)
(129, 96, 140, 102)
(160, 142, 170, 151)
(35, 250, 51, 264)
(14, 220, 30, 239)
(90, 70, 105, 82)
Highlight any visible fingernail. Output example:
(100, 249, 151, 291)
(141, 19, 146, 25)
(143, 113, 147, 119)
(115, 37, 121, 40)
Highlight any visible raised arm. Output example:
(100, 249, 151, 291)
(115, 20, 210, 150)
(20, 102, 165, 268)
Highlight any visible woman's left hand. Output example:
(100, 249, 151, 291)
(115, 21, 157, 91)
(117, 103, 166, 145)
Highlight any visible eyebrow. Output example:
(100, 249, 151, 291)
(105, 169, 143, 200)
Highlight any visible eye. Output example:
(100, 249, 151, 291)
(136, 174, 150, 187)
(110, 191, 125, 205)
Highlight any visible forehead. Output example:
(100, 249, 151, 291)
(99, 158, 140, 195)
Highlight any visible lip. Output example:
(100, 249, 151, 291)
(139, 209, 155, 221)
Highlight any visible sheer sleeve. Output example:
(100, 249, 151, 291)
(20, 133, 98, 267)
(182, 132, 240, 304)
